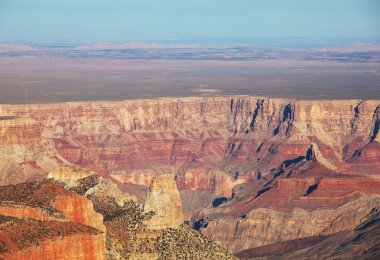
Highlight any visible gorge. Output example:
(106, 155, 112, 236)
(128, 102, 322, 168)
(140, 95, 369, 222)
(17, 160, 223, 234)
(0, 96, 379, 259)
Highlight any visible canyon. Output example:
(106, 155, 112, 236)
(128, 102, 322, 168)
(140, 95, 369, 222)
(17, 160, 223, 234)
(0, 165, 235, 259)
(0, 96, 379, 258)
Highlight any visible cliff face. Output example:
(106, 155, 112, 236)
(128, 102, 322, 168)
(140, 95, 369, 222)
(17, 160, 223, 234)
(0, 116, 65, 185)
(0, 181, 106, 259)
(0, 96, 379, 257)
(201, 195, 380, 252)
(0, 180, 105, 232)
(0, 216, 106, 260)
(143, 174, 184, 230)
(236, 206, 380, 260)
(0, 97, 378, 189)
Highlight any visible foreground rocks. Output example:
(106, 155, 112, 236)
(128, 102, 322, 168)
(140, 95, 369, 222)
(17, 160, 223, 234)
(0, 169, 235, 259)
(0, 215, 106, 260)
(103, 173, 234, 259)
(0, 180, 106, 259)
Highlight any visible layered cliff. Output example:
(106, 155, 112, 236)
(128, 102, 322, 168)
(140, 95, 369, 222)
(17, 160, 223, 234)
(0, 180, 106, 259)
(236, 207, 380, 259)
(0, 216, 106, 260)
(0, 97, 378, 190)
(0, 96, 379, 258)
(0, 116, 66, 185)
(201, 195, 380, 252)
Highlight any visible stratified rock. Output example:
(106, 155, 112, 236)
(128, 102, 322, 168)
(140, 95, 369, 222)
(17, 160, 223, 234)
(143, 174, 184, 230)
(0, 97, 379, 257)
(236, 207, 380, 259)
(0, 116, 63, 185)
(1, 97, 379, 193)
(201, 195, 380, 253)
(0, 181, 106, 259)
(0, 216, 106, 260)
(0, 180, 105, 232)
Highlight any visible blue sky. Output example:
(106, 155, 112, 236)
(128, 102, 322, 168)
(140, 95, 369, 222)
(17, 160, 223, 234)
(0, 0, 379, 43)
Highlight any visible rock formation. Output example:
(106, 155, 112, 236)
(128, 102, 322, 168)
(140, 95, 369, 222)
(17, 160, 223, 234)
(143, 174, 184, 230)
(201, 195, 380, 252)
(0, 180, 106, 259)
(48, 165, 97, 187)
(236, 207, 380, 259)
(48, 165, 137, 205)
(0, 96, 379, 258)
(0, 97, 378, 193)
(0, 215, 106, 260)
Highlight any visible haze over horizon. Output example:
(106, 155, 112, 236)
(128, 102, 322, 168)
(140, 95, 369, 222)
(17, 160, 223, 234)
(0, 1, 379, 103)
(0, 0, 379, 44)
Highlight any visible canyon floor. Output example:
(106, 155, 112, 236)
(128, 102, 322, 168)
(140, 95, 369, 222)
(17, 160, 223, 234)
(0, 96, 379, 259)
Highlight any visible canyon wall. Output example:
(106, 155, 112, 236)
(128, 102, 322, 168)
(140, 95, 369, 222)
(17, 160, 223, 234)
(0, 97, 378, 191)
(0, 96, 379, 256)
(201, 195, 380, 252)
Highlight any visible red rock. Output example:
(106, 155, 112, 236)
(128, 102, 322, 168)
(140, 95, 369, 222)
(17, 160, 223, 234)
(0, 181, 105, 232)
(0, 216, 106, 260)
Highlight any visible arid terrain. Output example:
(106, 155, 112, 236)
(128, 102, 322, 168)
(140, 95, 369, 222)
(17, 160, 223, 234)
(1, 0, 379, 258)
(1, 44, 380, 104)
(0, 95, 379, 259)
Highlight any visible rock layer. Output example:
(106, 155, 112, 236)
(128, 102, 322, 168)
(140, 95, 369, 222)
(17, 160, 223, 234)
(201, 195, 380, 252)
(0, 97, 379, 191)
(0, 216, 106, 260)
(0, 181, 106, 259)
(0, 96, 379, 257)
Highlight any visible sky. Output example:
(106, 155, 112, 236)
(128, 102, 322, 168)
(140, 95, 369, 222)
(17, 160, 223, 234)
(0, 0, 379, 43)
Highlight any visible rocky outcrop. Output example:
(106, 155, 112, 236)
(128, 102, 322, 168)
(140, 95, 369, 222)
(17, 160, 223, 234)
(102, 194, 235, 259)
(236, 207, 380, 259)
(0, 181, 106, 259)
(201, 195, 380, 253)
(0, 216, 106, 260)
(143, 174, 184, 230)
(0, 180, 105, 231)
(48, 165, 97, 187)
(48, 165, 137, 206)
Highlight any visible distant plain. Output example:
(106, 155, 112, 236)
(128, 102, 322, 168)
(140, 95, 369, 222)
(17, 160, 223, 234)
(0, 44, 379, 104)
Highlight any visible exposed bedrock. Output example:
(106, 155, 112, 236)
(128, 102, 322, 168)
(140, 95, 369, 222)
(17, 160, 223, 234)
(0, 97, 379, 226)
(0, 180, 106, 259)
(143, 174, 184, 230)
(1, 97, 378, 184)
(201, 195, 380, 253)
